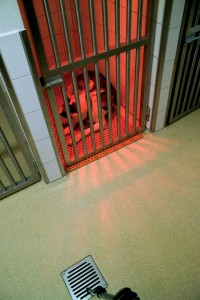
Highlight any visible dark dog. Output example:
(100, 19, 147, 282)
(59, 70, 116, 144)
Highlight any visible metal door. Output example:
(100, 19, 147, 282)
(20, 0, 156, 170)
(0, 56, 41, 200)
(167, 0, 200, 125)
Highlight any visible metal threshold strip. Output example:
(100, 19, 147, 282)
(66, 133, 143, 171)
(61, 255, 107, 300)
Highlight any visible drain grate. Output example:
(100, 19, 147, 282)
(61, 255, 107, 300)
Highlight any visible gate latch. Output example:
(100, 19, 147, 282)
(40, 75, 63, 89)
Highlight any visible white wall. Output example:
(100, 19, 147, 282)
(0, 0, 24, 34)
(146, 0, 186, 131)
(146, 0, 166, 130)
(0, 1, 62, 182)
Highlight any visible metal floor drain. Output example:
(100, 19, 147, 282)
(61, 255, 107, 300)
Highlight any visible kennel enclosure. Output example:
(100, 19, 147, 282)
(19, 0, 155, 171)
(166, 0, 200, 125)
(0, 55, 41, 200)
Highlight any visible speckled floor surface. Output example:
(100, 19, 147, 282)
(1, 108, 200, 300)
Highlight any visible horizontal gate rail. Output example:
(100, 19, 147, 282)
(43, 38, 149, 79)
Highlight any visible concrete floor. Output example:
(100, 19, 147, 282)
(1, 108, 200, 300)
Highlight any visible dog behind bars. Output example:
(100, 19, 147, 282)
(59, 70, 116, 144)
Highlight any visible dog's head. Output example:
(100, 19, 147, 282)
(59, 91, 88, 127)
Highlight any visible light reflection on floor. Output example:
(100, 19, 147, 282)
(1, 109, 200, 300)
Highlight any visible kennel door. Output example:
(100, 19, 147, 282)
(0, 59, 41, 200)
(166, 0, 200, 125)
(19, 0, 156, 170)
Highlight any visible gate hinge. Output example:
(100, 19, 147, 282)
(146, 106, 151, 121)
(40, 75, 63, 89)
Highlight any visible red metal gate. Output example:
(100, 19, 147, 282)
(19, 0, 155, 170)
